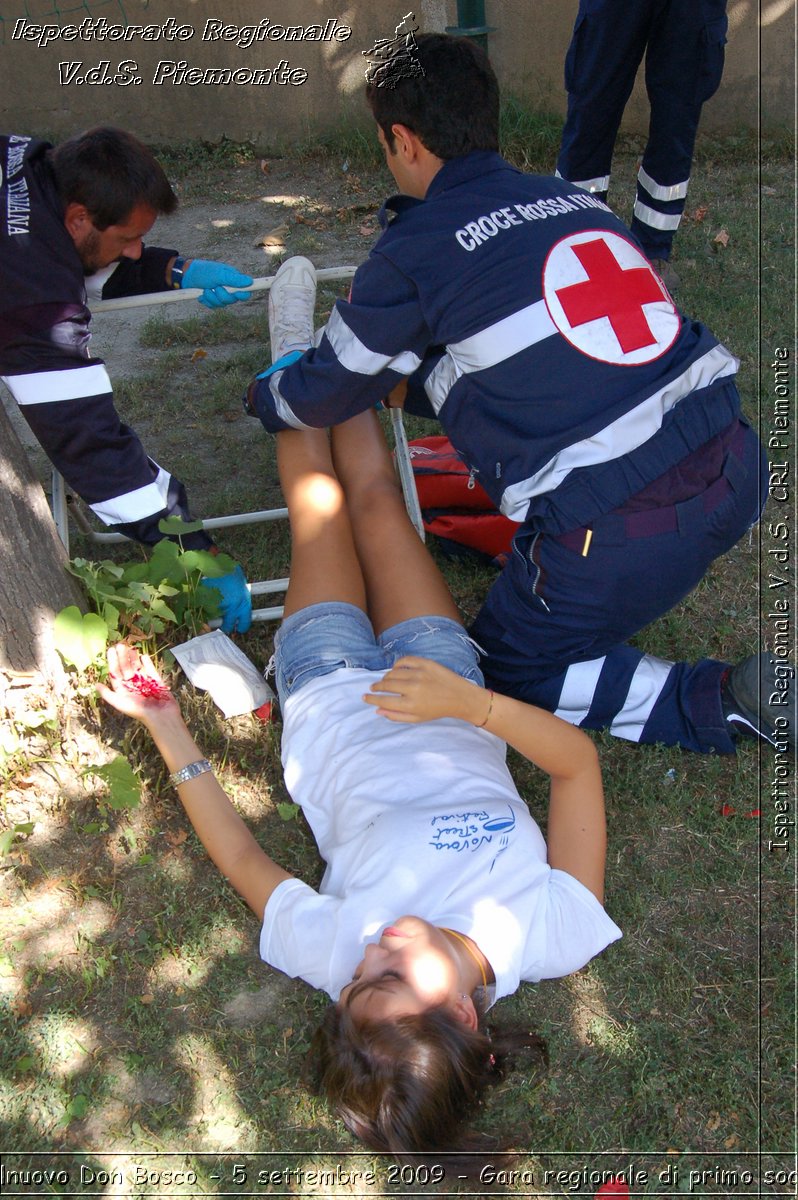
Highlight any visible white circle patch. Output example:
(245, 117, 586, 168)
(542, 230, 680, 365)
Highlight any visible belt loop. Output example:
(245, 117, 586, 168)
(675, 493, 704, 537)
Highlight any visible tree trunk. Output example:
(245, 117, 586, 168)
(0, 399, 85, 681)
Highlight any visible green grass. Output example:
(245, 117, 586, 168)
(1, 125, 794, 1195)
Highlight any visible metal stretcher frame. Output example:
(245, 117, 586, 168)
(50, 267, 425, 623)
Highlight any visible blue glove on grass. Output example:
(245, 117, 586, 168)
(201, 564, 252, 633)
(182, 260, 254, 309)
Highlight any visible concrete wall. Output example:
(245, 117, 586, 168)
(0, 0, 793, 145)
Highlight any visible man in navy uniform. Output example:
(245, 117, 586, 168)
(246, 34, 789, 755)
(1, 126, 253, 631)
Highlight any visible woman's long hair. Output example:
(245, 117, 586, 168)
(309, 1001, 547, 1154)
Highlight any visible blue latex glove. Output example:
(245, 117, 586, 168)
(182, 260, 254, 309)
(201, 564, 252, 633)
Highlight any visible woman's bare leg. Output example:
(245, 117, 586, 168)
(329, 410, 461, 634)
(276, 427, 366, 618)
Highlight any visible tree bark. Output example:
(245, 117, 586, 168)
(0, 398, 85, 681)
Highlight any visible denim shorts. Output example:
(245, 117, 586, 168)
(273, 601, 484, 704)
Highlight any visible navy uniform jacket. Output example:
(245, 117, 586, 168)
(252, 151, 741, 535)
(0, 133, 211, 547)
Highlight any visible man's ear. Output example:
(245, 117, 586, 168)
(390, 123, 422, 162)
(451, 993, 479, 1030)
(63, 202, 91, 240)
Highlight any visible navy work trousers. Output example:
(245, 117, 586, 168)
(471, 420, 766, 753)
(556, 0, 728, 260)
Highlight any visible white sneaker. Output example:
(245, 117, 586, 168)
(268, 256, 317, 363)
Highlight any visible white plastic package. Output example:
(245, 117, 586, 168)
(171, 630, 275, 718)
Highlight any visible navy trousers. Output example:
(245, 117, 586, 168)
(471, 421, 766, 753)
(556, 0, 728, 260)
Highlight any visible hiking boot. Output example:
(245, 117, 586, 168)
(722, 652, 796, 753)
(268, 256, 317, 362)
(649, 257, 680, 293)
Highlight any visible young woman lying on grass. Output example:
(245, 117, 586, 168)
(99, 408, 621, 1153)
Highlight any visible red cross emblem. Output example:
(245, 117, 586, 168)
(542, 231, 679, 366)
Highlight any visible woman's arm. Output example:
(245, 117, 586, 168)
(98, 645, 292, 916)
(365, 656, 606, 902)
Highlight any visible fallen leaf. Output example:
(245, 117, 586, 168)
(744, 809, 761, 818)
(259, 159, 270, 175)
(721, 803, 736, 817)
(724, 1133, 739, 1149)
(222, 409, 241, 423)
(190, 348, 207, 362)
(706, 1112, 721, 1131)
(713, 228, 730, 248)
(121, 624, 149, 643)
(165, 830, 188, 848)
(691, 205, 709, 223)
(12, 997, 33, 1018)
(139, 993, 155, 1006)
(358, 222, 377, 237)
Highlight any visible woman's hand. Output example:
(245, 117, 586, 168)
(96, 643, 181, 727)
(363, 655, 491, 725)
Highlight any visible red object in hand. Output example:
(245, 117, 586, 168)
(123, 672, 172, 701)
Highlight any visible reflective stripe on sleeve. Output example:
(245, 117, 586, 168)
(89, 465, 173, 526)
(2, 363, 112, 406)
(324, 307, 422, 377)
(425, 300, 557, 413)
(267, 369, 314, 431)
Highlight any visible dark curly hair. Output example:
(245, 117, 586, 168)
(50, 126, 177, 229)
(309, 1000, 546, 1153)
(365, 32, 500, 160)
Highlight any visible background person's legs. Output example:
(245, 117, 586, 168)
(556, 0, 653, 201)
(632, 0, 729, 261)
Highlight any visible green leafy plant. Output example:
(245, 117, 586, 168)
(82, 757, 142, 811)
(53, 606, 109, 672)
(54, 520, 236, 672)
(0, 821, 35, 856)
(276, 802, 300, 822)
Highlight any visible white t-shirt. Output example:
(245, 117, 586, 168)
(260, 668, 621, 1001)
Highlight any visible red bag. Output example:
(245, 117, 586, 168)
(408, 436, 516, 566)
